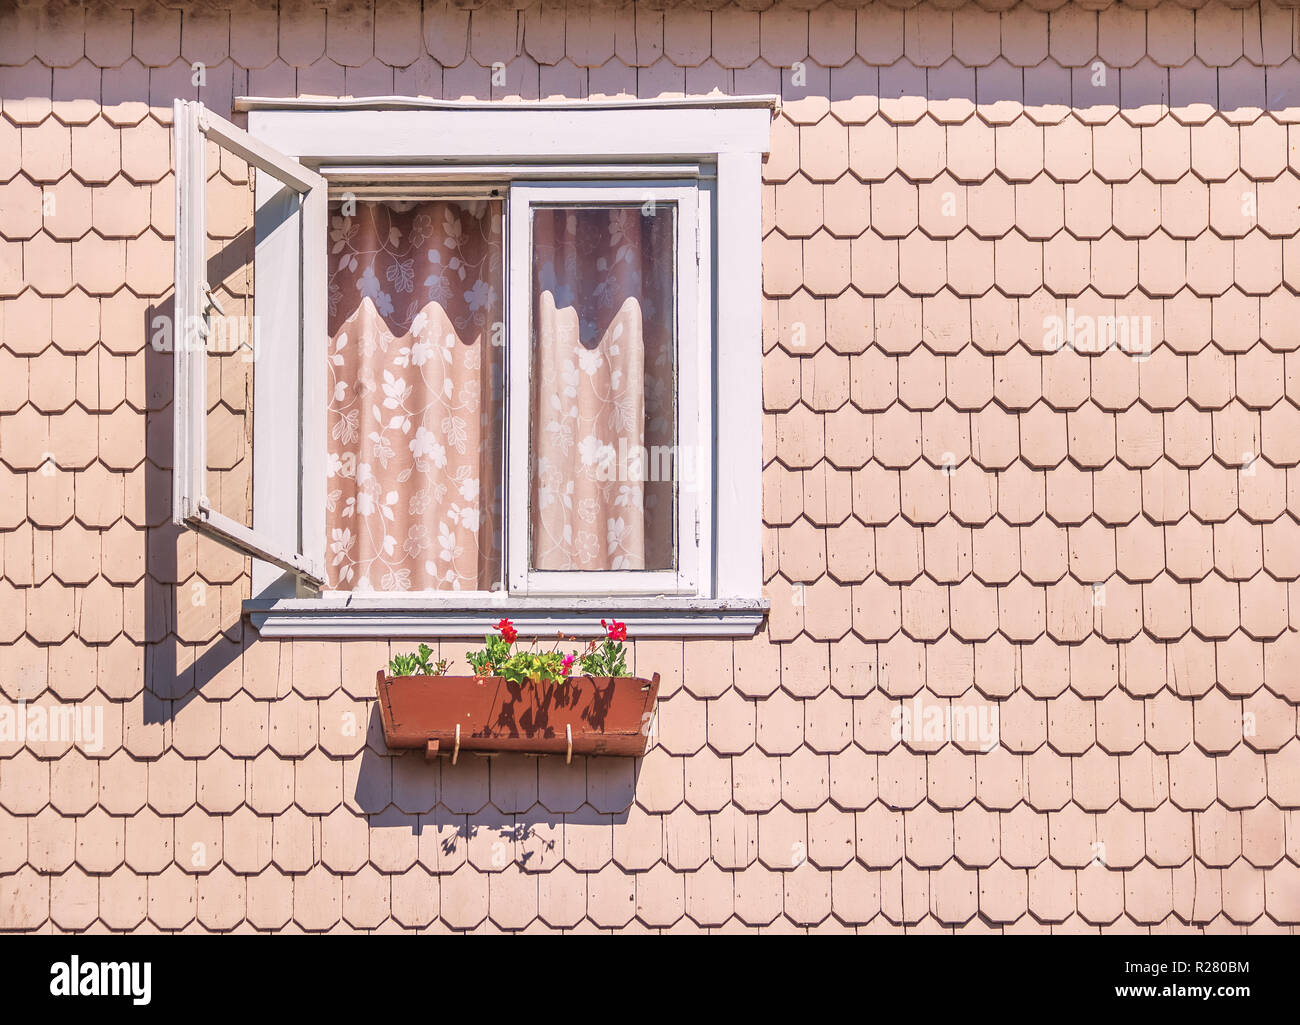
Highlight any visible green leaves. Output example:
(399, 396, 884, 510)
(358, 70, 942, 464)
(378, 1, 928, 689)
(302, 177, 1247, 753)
(466, 633, 512, 676)
(465, 633, 566, 684)
(387, 643, 448, 677)
(577, 637, 628, 678)
(498, 650, 567, 686)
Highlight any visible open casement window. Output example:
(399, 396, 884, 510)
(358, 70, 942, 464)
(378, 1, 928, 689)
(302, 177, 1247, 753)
(171, 99, 328, 589)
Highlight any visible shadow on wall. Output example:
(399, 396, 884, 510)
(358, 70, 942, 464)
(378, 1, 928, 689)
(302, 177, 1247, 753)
(354, 702, 644, 850)
(139, 223, 259, 725)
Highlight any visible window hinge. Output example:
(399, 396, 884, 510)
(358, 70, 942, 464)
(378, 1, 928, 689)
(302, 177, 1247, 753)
(694, 509, 700, 544)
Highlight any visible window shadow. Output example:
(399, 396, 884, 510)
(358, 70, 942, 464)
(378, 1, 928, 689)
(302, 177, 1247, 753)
(140, 222, 260, 725)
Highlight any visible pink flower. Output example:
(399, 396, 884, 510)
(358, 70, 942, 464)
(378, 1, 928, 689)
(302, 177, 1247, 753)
(561, 654, 576, 677)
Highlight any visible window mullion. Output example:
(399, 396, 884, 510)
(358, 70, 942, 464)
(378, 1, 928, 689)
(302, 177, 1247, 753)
(505, 188, 532, 594)
(674, 190, 700, 596)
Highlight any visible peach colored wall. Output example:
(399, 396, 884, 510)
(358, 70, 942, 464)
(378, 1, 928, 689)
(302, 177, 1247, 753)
(1, 0, 1299, 933)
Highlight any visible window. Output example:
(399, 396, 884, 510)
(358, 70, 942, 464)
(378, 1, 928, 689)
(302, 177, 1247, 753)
(171, 97, 772, 637)
(170, 99, 328, 586)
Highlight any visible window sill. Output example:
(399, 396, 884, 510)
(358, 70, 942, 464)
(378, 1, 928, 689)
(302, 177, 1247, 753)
(244, 596, 769, 639)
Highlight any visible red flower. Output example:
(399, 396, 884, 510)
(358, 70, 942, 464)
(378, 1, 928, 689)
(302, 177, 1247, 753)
(602, 618, 627, 642)
(496, 618, 517, 644)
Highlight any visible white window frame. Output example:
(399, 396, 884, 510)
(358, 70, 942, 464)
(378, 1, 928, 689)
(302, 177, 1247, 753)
(507, 181, 707, 598)
(173, 97, 772, 637)
(170, 99, 328, 587)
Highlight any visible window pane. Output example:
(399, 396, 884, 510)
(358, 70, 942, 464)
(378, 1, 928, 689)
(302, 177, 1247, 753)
(529, 205, 677, 572)
(326, 200, 504, 591)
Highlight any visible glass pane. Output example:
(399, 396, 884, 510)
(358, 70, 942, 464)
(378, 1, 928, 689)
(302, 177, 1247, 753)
(325, 199, 505, 591)
(529, 204, 677, 572)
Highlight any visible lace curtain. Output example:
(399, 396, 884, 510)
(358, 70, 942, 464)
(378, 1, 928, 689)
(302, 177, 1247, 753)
(529, 205, 676, 572)
(326, 200, 503, 591)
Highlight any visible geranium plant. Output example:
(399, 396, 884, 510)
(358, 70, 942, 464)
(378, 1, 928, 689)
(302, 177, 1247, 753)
(576, 619, 629, 677)
(387, 643, 449, 677)
(465, 619, 569, 685)
(388, 617, 634, 683)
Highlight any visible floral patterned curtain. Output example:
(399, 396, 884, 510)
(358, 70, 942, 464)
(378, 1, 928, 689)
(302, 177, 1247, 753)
(326, 200, 503, 591)
(530, 206, 676, 572)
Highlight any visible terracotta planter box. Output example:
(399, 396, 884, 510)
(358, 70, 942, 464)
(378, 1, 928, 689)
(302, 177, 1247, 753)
(375, 671, 660, 760)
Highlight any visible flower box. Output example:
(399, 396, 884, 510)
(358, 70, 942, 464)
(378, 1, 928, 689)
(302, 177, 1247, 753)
(375, 670, 660, 760)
